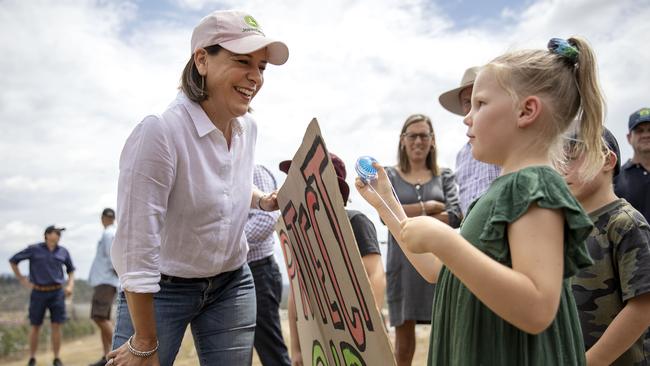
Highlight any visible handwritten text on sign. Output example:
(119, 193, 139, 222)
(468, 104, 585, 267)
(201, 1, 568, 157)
(276, 119, 395, 366)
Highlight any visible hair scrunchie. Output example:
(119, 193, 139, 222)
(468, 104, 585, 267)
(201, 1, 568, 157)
(547, 38, 579, 64)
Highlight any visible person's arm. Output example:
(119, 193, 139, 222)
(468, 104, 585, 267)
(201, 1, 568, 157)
(106, 292, 160, 365)
(111, 116, 173, 293)
(108, 116, 172, 365)
(103, 231, 114, 260)
(124, 293, 158, 350)
(63, 250, 75, 296)
(251, 166, 279, 213)
(9, 260, 33, 289)
(103, 231, 118, 276)
(251, 187, 279, 212)
(355, 165, 443, 283)
(586, 224, 650, 365)
(401, 202, 565, 334)
(585, 293, 650, 366)
(246, 166, 280, 242)
(438, 168, 462, 228)
(401, 200, 445, 218)
(287, 291, 303, 366)
(431, 210, 450, 225)
(348, 213, 386, 309)
(361, 254, 385, 310)
(64, 271, 74, 297)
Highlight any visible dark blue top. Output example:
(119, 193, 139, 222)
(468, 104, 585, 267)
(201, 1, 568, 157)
(615, 160, 650, 223)
(9, 242, 75, 285)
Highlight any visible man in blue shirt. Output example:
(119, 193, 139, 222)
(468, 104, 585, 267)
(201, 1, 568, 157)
(9, 225, 75, 366)
(88, 208, 119, 366)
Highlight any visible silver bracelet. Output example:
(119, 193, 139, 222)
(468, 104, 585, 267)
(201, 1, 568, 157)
(257, 194, 267, 211)
(127, 335, 158, 358)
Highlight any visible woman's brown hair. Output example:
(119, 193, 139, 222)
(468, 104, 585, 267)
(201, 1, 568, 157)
(397, 114, 439, 176)
(179, 44, 223, 103)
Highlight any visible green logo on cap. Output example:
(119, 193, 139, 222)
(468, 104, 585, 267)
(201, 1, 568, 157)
(244, 15, 259, 28)
(640, 108, 650, 117)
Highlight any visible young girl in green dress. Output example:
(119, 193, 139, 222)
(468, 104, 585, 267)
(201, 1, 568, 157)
(356, 36, 605, 365)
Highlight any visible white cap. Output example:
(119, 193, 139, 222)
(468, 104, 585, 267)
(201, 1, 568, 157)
(191, 10, 289, 65)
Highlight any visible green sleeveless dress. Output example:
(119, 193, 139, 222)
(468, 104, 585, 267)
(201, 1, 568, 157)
(428, 166, 593, 365)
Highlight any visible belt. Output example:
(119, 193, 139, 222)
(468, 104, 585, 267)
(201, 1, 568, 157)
(160, 265, 245, 284)
(160, 274, 209, 284)
(33, 284, 63, 292)
(248, 256, 273, 269)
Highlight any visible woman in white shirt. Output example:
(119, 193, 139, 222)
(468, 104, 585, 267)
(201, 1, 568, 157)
(107, 10, 288, 366)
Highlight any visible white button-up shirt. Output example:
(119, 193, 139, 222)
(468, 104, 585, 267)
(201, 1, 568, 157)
(112, 93, 256, 293)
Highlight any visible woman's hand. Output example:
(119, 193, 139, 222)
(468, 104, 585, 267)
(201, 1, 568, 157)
(354, 163, 395, 209)
(401, 216, 454, 254)
(106, 337, 160, 366)
(259, 190, 279, 211)
(424, 199, 446, 215)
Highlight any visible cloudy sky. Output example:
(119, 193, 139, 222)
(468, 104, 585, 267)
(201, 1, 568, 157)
(1, 0, 648, 279)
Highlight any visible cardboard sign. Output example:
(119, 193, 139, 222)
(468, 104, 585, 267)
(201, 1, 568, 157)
(276, 119, 396, 366)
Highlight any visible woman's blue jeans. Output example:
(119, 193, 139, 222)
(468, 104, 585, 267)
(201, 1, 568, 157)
(112, 264, 256, 366)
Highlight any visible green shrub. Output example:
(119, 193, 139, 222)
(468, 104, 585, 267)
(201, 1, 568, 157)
(0, 319, 95, 358)
(0, 324, 29, 356)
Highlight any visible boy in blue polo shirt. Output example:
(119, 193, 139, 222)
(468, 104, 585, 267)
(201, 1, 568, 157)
(9, 225, 75, 366)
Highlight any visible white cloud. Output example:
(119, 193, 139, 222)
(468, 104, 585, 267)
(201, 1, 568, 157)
(1, 176, 64, 192)
(0, 221, 42, 252)
(1, 0, 648, 278)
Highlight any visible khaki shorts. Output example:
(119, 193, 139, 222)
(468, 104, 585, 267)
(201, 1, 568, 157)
(90, 284, 117, 320)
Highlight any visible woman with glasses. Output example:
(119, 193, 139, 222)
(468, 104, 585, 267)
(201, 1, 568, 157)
(385, 114, 461, 366)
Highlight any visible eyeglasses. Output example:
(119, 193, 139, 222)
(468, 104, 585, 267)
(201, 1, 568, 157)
(402, 132, 433, 142)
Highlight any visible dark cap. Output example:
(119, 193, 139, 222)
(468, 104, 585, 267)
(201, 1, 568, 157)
(102, 208, 115, 218)
(44, 225, 66, 235)
(279, 153, 350, 203)
(602, 127, 621, 177)
(629, 107, 650, 131)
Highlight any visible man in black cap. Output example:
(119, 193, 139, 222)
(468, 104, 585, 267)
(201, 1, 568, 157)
(9, 225, 75, 366)
(615, 107, 650, 222)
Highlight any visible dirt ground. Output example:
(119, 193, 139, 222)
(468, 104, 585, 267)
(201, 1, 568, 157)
(4, 315, 431, 365)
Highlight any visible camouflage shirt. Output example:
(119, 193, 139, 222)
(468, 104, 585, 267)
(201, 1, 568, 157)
(572, 198, 650, 365)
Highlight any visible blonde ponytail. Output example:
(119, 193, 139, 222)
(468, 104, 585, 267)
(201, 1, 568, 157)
(486, 36, 605, 180)
(568, 36, 606, 181)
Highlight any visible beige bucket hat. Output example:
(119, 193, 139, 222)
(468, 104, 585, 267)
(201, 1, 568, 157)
(438, 66, 480, 116)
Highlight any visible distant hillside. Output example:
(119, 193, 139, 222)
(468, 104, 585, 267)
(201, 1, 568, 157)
(0, 275, 94, 311)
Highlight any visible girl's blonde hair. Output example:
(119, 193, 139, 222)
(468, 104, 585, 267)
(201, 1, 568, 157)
(484, 36, 605, 180)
